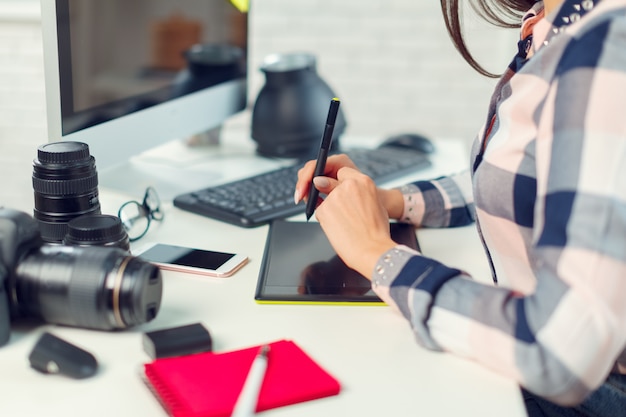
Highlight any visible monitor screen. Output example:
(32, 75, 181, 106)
(40, 0, 248, 197)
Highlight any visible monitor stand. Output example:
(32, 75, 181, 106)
(97, 137, 291, 201)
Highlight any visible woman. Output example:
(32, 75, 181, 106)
(294, 0, 626, 415)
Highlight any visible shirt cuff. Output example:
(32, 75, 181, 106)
(371, 244, 421, 308)
(371, 244, 464, 351)
(397, 184, 425, 225)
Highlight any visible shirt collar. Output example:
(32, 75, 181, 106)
(531, 0, 601, 50)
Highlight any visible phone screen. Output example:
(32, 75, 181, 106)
(139, 244, 235, 270)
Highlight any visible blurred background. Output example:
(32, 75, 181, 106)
(0, 0, 517, 213)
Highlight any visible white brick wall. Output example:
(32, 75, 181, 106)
(0, 1, 519, 210)
(0, 3, 46, 212)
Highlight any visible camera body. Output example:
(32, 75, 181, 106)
(0, 208, 163, 347)
(0, 209, 41, 345)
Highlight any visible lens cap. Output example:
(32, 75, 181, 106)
(64, 214, 130, 252)
(36, 142, 91, 165)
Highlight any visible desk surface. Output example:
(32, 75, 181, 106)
(0, 135, 526, 417)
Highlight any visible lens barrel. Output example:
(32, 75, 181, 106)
(32, 142, 101, 243)
(12, 245, 162, 330)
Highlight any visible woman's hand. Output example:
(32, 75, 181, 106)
(294, 154, 405, 219)
(307, 167, 398, 279)
(294, 154, 358, 206)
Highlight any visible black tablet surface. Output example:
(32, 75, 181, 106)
(255, 220, 420, 304)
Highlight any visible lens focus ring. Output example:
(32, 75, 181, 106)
(32, 174, 99, 196)
(66, 249, 120, 329)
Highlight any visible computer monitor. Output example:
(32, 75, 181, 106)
(40, 0, 248, 199)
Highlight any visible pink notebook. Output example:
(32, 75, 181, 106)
(143, 339, 341, 417)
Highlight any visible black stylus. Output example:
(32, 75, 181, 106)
(305, 98, 340, 221)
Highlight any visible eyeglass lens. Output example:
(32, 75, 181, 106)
(144, 187, 163, 220)
(119, 200, 150, 241)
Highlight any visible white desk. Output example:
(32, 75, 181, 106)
(0, 135, 526, 417)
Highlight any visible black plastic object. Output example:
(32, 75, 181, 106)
(28, 332, 98, 379)
(380, 133, 436, 154)
(64, 214, 130, 252)
(0, 208, 43, 348)
(143, 323, 213, 359)
(15, 245, 163, 330)
(251, 52, 346, 159)
(32, 141, 101, 243)
(173, 44, 246, 97)
(0, 265, 9, 347)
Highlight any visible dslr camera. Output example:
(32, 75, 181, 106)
(0, 208, 163, 347)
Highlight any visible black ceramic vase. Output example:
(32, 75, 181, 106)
(173, 44, 245, 97)
(251, 52, 346, 159)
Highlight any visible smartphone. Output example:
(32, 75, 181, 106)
(137, 243, 248, 277)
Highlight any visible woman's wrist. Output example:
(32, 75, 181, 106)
(379, 188, 405, 219)
(349, 239, 398, 280)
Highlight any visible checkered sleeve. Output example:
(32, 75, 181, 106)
(398, 170, 475, 227)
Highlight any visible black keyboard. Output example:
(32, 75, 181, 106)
(173, 146, 431, 228)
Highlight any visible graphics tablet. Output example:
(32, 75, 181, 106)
(255, 220, 420, 304)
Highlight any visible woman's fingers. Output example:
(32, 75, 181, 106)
(294, 154, 359, 204)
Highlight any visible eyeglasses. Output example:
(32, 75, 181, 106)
(118, 187, 164, 242)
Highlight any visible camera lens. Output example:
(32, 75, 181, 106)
(64, 214, 131, 252)
(32, 142, 101, 243)
(12, 245, 162, 330)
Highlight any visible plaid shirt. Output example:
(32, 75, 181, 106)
(372, 0, 626, 406)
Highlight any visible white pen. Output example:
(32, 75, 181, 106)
(231, 345, 270, 417)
